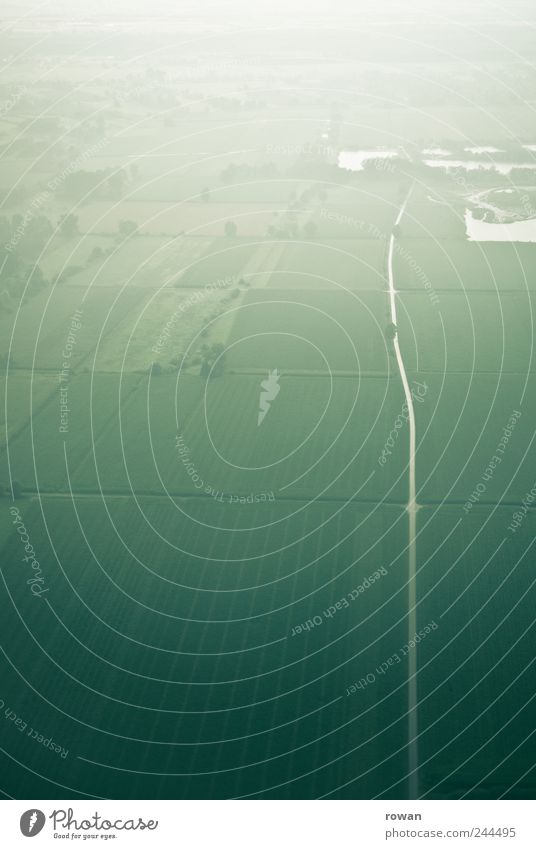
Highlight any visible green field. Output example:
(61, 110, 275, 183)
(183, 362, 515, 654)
(70, 373, 205, 493)
(0, 495, 411, 799)
(413, 373, 535, 504)
(402, 190, 467, 240)
(2, 371, 408, 503)
(0, 285, 145, 370)
(92, 285, 236, 373)
(130, 176, 313, 204)
(398, 292, 535, 374)
(38, 233, 116, 281)
(76, 201, 282, 237)
(1, 6, 536, 804)
(417, 506, 536, 799)
(0, 373, 141, 491)
(175, 374, 407, 502)
(0, 372, 57, 447)
(61, 235, 209, 290)
(394, 240, 536, 293)
(266, 239, 386, 290)
(227, 289, 393, 373)
(176, 238, 259, 288)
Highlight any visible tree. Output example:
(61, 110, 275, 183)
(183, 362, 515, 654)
(224, 220, 237, 238)
(118, 220, 138, 238)
(22, 216, 53, 261)
(88, 246, 104, 263)
(59, 213, 79, 239)
(107, 168, 127, 200)
(200, 342, 226, 379)
(171, 352, 187, 368)
(288, 222, 299, 238)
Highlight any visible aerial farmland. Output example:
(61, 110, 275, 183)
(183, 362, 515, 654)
(0, 0, 535, 808)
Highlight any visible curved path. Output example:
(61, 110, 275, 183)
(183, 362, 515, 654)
(386, 186, 420, 798)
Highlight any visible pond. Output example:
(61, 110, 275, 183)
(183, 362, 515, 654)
(465, 208, 536, 242)
(338, 150, 398, 171)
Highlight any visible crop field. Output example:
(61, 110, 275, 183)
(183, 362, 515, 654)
(266, 239, 386, 290)
(70, 374, 206, 493)
(416, 506, 536, 799)
(1, 1, 536, 809)
(129, 176, 313, 204)
(93, 289, 227, 373)
(394, 240, 536, 293)
(0, 373, 141, 491)
(101, 117, 323, 162)
(68, 373, 407, 503)
(76, 201, 282, 237)
(0, 285, 145, 370)
(175, 238, 260, 288)
(1, 369, 409, 504)
(62, 235, 209, 290)
(339, 106, 536, 146)
(0, 494, 413, 799)
(311, 198, 398, 239)
(0, 502, 15, 551)
(412, 373, 535, 504)
(0, 372, 56, 447)
(398, 291, 535, 374)
(38, 234, 116, 281)
(179, 375, 408, 502)
(402, 189, 467, 239)
(227, 290, 393, 373)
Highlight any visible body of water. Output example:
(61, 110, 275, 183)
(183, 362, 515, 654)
(338, 149, 398, 171)
(465, 208, 536, 242)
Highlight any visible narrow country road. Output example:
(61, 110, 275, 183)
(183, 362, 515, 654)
(386, 186, 420, 799)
